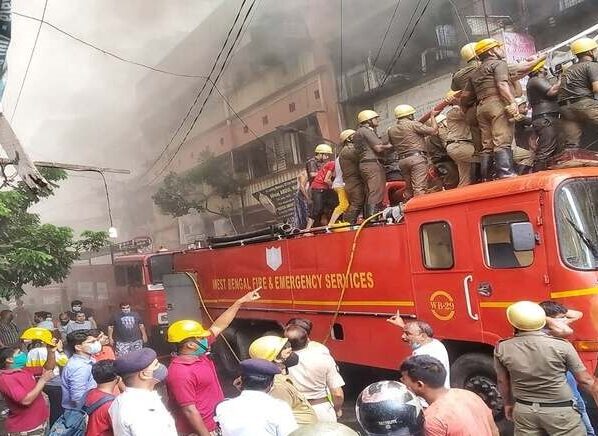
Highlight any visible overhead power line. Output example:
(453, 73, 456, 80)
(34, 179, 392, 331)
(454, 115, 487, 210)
(150, 0, 258, 183)
(381, 0, 432, 86)
(10, 0, 49, 122)
(371, 0, 403, 70)
(141, 0, 253, 177)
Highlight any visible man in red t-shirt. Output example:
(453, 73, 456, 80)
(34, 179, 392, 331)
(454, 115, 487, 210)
(306, 144, 337, 230)
(400, 355, 498, 436)
(85, 359, 120, 436)
(166, 289, 261, 436)
(0, 347, 53, 435)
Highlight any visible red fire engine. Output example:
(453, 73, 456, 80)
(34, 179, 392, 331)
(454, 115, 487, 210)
(166, 167, 598, 416)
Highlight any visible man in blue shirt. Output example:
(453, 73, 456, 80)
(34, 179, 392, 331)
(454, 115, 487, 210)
(61, 330, 101, 409)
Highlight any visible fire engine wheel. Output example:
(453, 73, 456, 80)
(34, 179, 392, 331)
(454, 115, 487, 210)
(450, 353, 503, 419)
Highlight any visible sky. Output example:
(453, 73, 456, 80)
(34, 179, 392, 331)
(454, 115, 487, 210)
(3, 0, 223, 232)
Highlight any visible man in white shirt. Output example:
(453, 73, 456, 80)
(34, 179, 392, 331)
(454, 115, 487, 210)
(387, 310, 451, 388)
(285, 325, 345, 422)
(109, 347, 177, 436)
(215, 358, 298, 436)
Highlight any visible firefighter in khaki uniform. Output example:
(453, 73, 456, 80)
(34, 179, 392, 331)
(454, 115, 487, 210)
(352, 110, 392, 217)
(444, 90, 478, 187)
(451, 42, 482, 154)
(558, 37, 598, 149)
(495, 301, 598, 435)
(463, 38, 519, 180)
(337, 129, 364, 225)
(388, 104, 439, 199)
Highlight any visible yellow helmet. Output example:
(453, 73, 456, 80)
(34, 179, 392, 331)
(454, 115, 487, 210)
(394, 104, 416, 119)
(314, 143, 333, 155)
(530, 59, 546, 74)
(357, 110, 379, 124)
(506, 301, 546, 331)
(20, 327, 54, 346)
(339, 129, 356, 144)
(474, 38, 502, 56)
(460, 42, 477, 62)
(167, 320, 210, 343)
(248, 335, 289, 361)
(570, 37, 598, 56)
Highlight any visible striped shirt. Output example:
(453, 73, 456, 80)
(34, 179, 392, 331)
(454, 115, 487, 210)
(0, 322, 19, 347)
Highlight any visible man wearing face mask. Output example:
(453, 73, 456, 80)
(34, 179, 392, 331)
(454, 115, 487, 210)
(67, 300, 97, 329)
(108, 302, 147, 357)
(387, 309, 450, 388)
(61, 330, 102, 410)
(249, 336, 317, 426)
(0, 346, 55, 435)
(56, 312, 71, 344)
(166, 289, 261, 436)
(110, 347, 176, 436)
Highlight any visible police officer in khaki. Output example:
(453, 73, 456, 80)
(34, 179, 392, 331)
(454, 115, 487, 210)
(495, 301, 598, 435)
(444, 90, 478, 187)
(338, 129, 364, 225)
(464, 38, 519, 180)
(388, 104, 438, 199)
(352, 110, 392, 217)
(452, 42, 482, 154)
(558, 37, 598, 149)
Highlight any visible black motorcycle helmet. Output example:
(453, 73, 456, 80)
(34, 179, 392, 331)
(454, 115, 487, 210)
(356, 380, 424, 436)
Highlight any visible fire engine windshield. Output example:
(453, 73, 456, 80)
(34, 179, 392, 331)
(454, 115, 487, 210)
(556, 179, 598, 270)
(149, 254, 174, 284)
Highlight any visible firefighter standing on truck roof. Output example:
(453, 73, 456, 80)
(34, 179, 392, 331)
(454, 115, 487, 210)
(352, 110, 392, 217)
(337, 129, 364, 225)
(388, 104, 439, 200)
(452, 42, 483, 158)
(526, 59, 562, 171)
(305, 144, 337, 231)
(425, 113, 459, 191)
(558, 37, 598, 150)
(444, 90, 479, 187)
(495, 301, 598, 435)
(463, 38, 519, 180)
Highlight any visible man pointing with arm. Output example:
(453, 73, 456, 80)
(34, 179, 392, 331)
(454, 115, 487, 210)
(166, 289, 261, 436)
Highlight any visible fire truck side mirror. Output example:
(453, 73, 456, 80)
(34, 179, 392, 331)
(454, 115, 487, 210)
(510, 222, 536, 252)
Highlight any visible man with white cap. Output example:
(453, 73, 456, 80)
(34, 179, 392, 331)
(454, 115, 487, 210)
(109, 347, 176, 436)
(495, 301, 598, 435)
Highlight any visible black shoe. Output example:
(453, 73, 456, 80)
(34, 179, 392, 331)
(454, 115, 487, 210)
(480, 154, 493, 182)
(532, 160, 547, 172)
(469, 162, 481, 184)
(495, 148, 517, 178)
(516, 164, 533, 175)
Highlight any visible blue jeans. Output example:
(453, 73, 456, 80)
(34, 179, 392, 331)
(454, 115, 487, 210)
(567, 371, 596, 436)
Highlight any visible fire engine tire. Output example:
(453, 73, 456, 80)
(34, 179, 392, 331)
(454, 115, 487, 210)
(450, 353, 503, 419)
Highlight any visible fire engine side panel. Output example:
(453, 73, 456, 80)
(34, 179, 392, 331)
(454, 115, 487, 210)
(174, 224, 417, 369)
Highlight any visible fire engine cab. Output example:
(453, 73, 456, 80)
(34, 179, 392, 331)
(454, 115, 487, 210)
(165, 167, 598, 417)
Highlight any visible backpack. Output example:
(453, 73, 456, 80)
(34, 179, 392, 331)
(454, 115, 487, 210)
(48, 394, 115, 436)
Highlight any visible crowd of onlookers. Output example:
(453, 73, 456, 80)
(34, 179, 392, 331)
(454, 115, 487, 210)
(0, 293, 596, 435)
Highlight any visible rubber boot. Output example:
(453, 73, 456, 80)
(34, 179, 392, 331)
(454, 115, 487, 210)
(363, 204, 374, 219)
(516, 164, 533, 175)
(469, 162, 481, 184)
(494, 148, 517, 179)
(480, 154, 493, 182)
(532, 160, 547, 173)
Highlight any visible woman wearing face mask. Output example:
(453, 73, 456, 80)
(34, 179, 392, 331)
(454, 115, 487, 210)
(248, 335, 318, 426)
(109, 347, 176, 436)
(0, 346, 55, 435)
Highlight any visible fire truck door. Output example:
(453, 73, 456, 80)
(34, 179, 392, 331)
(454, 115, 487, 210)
(163, 273, 204, 325)
(467, 201, 549, 339)
(409, 213, 482, 342)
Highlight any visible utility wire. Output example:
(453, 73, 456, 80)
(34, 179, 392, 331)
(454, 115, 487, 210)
(380, 0, 423, 84)
(371, 0, 403, 70)
(381, 0, 432, 86)
(141, 0, 252, 177)
(150, 0, 258, 183)
(12, 11, 206, 79)
(10, 0, 49, 122)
